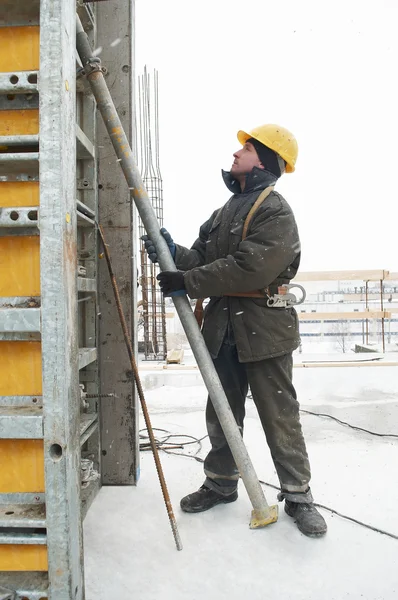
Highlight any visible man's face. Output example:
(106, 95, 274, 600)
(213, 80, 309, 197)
(230, 141, 263, 177)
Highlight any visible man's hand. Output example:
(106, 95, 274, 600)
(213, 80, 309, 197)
(157, 271, 186, 297)
(141, 227, 176, 263)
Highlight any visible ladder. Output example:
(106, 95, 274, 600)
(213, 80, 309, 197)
(0, 1, 103, 597)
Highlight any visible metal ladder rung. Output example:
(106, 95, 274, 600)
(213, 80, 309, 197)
(0, 406, 43, 439)
(0, 153, 39, 178)
(77, 211, 95, 227)
(0, 71, 39, 94)
(0, 94, 39, 111)
(0, 206, 38, 228)
(0, 298, 40, 308)
(0, 332, 41, 341)
(0, 153, 39, 163)
(0, 504, 45, 529)
(0, 308, 41, 334)
(0, 532, 46, 545)
(80, 414, 98, 436)
(78, 347, 97, 370)
(76, 199, 95, 219)
(0, 174, 39, 183)
(0, 135, 39, 148)
(80, 414, 98, 446)
(0, 494, 45, 506)
(0, 572, 48, 600)
(76, 125, 95, 159)
(0, 396, 42, 407)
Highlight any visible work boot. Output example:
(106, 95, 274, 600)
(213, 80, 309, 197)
(285, 501, 327, 537)
(180, 485, 238, 513)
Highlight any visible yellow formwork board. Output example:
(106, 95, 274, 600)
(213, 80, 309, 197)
(0, 181, 39, 207)
(0, 26, 40, 72)
(0, 341, 42, 396)
(0, 237, 40, 297)
(0, 440, 44, 493)
(0, 545, 48, 572)
(0, 109, 39, 136)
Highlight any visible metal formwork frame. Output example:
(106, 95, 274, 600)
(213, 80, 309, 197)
(0, 0, 138, 595)
(40, 1, 83, 597)
(0, 0, 105, 597)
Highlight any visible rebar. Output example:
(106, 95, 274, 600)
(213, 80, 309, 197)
(137, 67, 167, 360)
(98, 225, 183, 551)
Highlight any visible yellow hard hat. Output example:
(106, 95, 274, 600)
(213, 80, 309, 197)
(237, 124, 298, 173)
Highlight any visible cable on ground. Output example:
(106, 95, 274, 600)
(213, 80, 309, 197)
(139, 427, 398, 541)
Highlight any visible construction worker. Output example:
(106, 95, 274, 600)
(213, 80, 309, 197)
(142, 124, 327, 537)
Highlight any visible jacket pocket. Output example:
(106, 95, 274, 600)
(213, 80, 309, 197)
(266, 307, 299, 344)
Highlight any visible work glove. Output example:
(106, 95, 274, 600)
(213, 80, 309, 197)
(157, 270, 186, 297)
(141, 227, 176, 263)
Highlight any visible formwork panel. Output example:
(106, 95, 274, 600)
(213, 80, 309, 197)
(0, 237, 40, 296)
(0, 181, 39, 207)
(0, 109, 39, 136)
(0, 6, 48, 588)
(0, 544, 48, 572)
(0, 342, 42, 396)
(0, 439, 44, 492)
(0, 26, 40, 72)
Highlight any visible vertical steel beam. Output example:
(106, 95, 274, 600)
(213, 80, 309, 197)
(40, 0, 84, 597)
(96, 0, 139, 485)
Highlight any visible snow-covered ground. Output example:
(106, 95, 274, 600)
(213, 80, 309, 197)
(84, 361, 398, 600)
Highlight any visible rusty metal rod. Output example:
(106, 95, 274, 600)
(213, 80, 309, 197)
(98, 225, 183, 551)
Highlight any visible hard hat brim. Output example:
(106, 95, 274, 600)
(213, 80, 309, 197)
(237, 130, 251, 146)
(237, 129, 295, 173)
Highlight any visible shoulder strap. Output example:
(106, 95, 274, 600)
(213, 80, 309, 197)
(242, 185, 274, 241)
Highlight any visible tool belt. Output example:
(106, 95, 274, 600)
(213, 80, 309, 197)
(194, 186, 275, 327)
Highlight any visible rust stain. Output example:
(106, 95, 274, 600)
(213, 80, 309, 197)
(88, 71, 101, 82)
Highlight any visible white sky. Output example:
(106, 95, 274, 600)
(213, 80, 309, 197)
(135, 0, 398, 272)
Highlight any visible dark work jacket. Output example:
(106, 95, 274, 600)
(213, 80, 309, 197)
(174, 167, 301, 362)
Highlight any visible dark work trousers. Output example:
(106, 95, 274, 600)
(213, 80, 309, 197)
(203, 340, 313, 503)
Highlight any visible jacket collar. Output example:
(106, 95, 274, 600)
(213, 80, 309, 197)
(222, 166, 278, 195)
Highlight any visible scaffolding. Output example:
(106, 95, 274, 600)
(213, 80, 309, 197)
(137, 67, 167, 360)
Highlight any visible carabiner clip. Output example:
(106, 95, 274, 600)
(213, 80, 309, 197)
(266, 283, 306, 308)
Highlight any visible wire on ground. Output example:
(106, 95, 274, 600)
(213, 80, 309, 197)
(139, 427, 398, 542)
(300, 409, 398, 439)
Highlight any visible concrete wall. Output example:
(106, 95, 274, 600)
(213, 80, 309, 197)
(97, 0, 139, 485)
